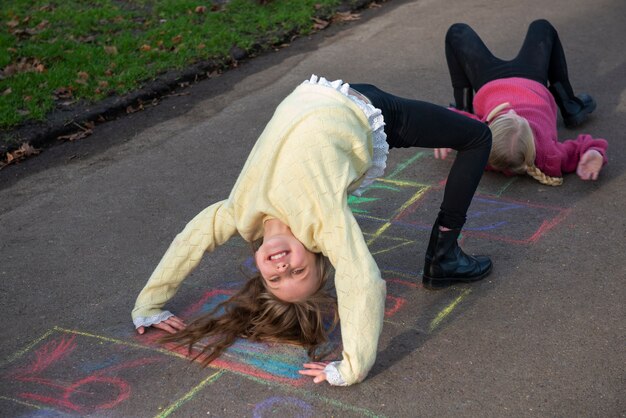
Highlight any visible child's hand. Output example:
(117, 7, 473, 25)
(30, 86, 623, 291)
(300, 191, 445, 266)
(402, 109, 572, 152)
(434, 148, 453, 160)
(577, 149, 603, 181)
(136, 315, 186, 335)
(299, 362, 329, 384)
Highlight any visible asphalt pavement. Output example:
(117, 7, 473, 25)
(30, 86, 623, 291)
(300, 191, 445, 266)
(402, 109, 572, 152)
(1, 0, 625, 416)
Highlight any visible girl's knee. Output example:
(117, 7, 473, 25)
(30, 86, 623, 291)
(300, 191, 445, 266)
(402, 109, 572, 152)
(459, 119, 492, 151)
(529, 19, 556, 34)
(446, 23, 471, 42)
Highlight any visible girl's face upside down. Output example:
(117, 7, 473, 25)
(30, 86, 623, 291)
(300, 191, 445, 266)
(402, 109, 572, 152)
(255, 221, 321, 303)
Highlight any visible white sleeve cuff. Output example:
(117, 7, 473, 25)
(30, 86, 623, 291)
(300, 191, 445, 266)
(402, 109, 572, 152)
(324, 361, 348, 386)
(133, 311, 174, 328)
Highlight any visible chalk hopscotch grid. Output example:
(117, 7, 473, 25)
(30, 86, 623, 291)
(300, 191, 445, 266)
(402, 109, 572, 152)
(0, 151, 570, 417)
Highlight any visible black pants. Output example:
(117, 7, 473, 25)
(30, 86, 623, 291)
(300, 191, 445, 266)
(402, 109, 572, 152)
(445, 19, 577, 105)
(351, 83, 492, 230)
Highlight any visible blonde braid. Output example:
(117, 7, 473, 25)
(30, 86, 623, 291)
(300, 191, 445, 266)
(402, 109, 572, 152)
(525, 165, 563, 186)
(486, 102, 511, 123)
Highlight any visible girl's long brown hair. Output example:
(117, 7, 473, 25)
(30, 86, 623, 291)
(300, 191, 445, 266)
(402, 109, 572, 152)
(160, 253, 337, 366)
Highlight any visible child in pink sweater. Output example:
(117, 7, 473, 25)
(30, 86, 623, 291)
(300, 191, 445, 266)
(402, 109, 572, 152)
(438, 19, 607, 185)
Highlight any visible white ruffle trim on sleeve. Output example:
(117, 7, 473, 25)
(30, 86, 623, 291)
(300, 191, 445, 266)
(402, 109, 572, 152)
(323, 361, 348, 386)
(303, 75, 388, 197)
(133, 310, 174, 328)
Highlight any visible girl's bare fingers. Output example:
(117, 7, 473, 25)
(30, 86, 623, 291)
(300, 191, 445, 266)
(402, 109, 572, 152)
(169, 315, 186, 324)
(165, 316, 186, 329)
(314, 373, 327, 384)
(302, 362, 328, 370)
(153, 322, 178, 334)
(299, 369, 323, 376)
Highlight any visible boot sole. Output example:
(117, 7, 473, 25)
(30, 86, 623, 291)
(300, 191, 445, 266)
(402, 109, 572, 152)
(564, 101, 597, 128)
(422, 264, 493, 290)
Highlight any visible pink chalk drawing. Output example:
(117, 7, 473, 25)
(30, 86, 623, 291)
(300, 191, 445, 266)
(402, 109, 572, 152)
(1, 331, 172, 415)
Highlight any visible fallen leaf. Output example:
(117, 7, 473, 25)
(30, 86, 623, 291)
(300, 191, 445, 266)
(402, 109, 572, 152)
(195, 6, 207, 14)
(312, 17, 329, 30)
(36, 20, 49, 30)
(56, 100, 76, 108)
(172, 35, 183, 44)
(77, 35, 96, 43)
(126, 103, 144, 114)
(140, 44, 151, 51)
(1, 57, 46, 77)
(25, 27, 41, 36)
(57, 122, 94, 141)
(2, 88, 11, 96)
(53, 86, 74, 100)
(57, 129, 92, 141)
(332, 11, 361, 22)
(1, 143, 41, 169)
(104, 45, 118, 55)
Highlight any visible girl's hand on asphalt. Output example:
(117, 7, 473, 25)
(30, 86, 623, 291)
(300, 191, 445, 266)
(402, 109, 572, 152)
(299, 362, 329, 384)
(434, 148, 453, 160)
(136, 315, 186, 335)
(577, 149, 603, 180)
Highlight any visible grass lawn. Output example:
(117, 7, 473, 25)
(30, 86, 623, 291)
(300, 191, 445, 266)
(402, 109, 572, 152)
(0, 0, 366, 136)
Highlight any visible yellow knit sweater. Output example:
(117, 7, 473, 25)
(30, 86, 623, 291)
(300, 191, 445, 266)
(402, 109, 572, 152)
(132, 82, 387, 385)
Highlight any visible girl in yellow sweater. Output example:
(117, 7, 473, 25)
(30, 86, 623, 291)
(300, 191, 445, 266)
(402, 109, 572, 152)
(132, 75, 493, 386)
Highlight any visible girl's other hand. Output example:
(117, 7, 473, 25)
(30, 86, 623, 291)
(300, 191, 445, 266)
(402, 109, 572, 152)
(136, 315, 186, 335)
(299, 362, 329, 384)
(434, 148, 453, 160)
(577, 149, 603, 180)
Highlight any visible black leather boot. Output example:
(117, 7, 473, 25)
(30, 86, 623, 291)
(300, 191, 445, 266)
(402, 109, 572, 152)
(422, 222, 492, 289)
(548, 82, 596, 128)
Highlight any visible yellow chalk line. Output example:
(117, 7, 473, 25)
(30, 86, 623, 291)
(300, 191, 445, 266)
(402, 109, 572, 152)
(155, 370, 224, 418)
(0, 328, 56, 367)
(0, 396, 47, 410)
(53, 327, 188, 359)
(429, 288, 472, 332)
(366, 186, 430, 246)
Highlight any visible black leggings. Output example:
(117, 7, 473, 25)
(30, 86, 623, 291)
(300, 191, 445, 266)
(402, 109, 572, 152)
(351, 83, 492, 230)
(445, 19, 577, 105)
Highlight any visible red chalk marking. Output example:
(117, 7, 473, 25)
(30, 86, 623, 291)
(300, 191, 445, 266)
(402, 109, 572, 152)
(5, 334, 165, 414)
(385, 278, 419, 288)
(385, 295, 406, 317)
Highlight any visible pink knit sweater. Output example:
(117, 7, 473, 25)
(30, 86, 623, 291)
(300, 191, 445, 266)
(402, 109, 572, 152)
(451, 77, 608, 177)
